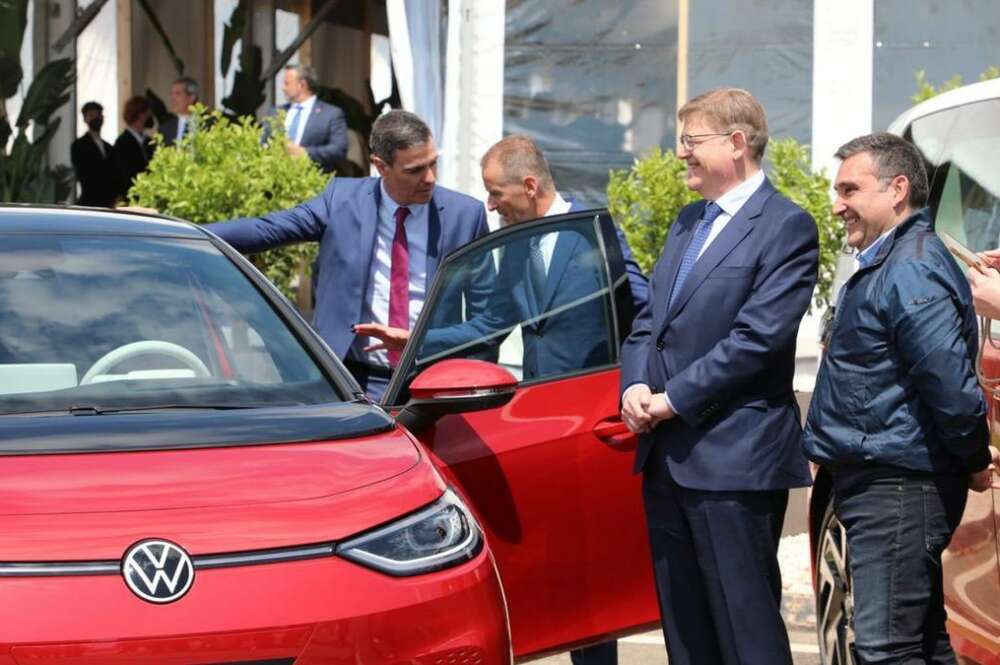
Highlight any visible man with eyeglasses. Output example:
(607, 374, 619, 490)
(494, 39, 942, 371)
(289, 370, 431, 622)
(619, 87, 819, 665)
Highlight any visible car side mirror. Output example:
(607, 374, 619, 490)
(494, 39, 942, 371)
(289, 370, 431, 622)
(395, 359, 517, 432)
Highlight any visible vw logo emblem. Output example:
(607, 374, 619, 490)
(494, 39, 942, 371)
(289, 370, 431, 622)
(121, 539, 194, 603)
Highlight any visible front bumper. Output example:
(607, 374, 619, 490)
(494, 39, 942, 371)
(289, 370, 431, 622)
(0, 548, 510, 664)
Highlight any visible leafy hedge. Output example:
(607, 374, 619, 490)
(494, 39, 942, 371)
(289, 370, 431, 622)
(608, 138, 844, 310)
(129, 105, 329, 298)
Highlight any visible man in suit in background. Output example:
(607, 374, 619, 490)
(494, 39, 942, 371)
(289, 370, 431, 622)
(207, 110, 489, 399)
(114, 96, 154, 198)
(620, 88, 819, 665)
(274, 63, 348, 173)
(71, 101, 119, 207)
(158, 77, 199, 147)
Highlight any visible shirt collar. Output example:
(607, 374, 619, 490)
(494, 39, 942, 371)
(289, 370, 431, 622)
(294, 95, 317, 112)
(379, 180, 428, 219)
(542, 192, 571, 218)
(714, 169, 765, 218)
(126, 127, 145, 143)
(857, 228, 895, 267)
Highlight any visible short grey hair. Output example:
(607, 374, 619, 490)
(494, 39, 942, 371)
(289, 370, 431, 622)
(370, 110, 432, 165)
(835, 132, 929, 208)
(480, 135, 555, 193)
(173, 76, 199, 100)
(284, 63, 318, 93)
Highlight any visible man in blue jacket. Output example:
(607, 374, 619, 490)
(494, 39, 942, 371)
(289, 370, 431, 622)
(804, 132, 996, 664)
(208, 110, 489, 398)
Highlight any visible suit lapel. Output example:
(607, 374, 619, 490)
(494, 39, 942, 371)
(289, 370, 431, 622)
(658, 207, 702, 314)
(358, 180, 382, 299)
(426, 197, 443, 282)
(662, 180, 775, 324)
(541, 231, 581, 311)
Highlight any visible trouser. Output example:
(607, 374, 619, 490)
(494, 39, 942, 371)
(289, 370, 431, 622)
(833, 474, 967, 665)
(569, 641, 617, 665)
(642, 457, 792, 665)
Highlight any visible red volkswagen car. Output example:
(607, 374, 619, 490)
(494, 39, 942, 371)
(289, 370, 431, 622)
(0, 205, 658, 663)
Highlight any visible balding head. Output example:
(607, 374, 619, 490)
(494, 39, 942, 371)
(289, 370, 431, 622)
(481, 135, 557, 225)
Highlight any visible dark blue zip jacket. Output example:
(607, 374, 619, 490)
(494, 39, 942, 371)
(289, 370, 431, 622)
(804, 209, 990, 474)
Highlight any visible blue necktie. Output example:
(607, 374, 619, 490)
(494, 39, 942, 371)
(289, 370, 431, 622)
(668, 202, 723, 310)
(287, 104, 303, 144)
(529, 236, 547, 311)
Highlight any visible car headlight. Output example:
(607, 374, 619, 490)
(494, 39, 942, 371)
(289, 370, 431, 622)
(337, 489, 483, 576)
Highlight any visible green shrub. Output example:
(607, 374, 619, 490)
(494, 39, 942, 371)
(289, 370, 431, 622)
(913, 65, 999, 103)
(129, 105, 329, 298)
(607, 138, 845, 311)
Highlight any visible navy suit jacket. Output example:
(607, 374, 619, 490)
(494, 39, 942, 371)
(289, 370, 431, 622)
(207, 177, 490, 360)
(421, 201, 648, 378)
(620, 178, 818, 491)
(273, 99, 348, 173)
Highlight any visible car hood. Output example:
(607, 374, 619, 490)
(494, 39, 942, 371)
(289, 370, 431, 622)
(0, 403, 445, 560)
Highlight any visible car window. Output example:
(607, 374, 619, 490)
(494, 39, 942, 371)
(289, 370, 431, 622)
(388, 214, 617, 404)
(909, 97, 1000, 252)
(0, 234, 341, 415)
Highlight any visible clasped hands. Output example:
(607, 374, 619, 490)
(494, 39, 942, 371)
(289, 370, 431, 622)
(621, 384, 676, 434)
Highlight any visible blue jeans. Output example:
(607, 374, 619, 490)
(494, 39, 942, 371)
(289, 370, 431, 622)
(833, 474, 967, 665)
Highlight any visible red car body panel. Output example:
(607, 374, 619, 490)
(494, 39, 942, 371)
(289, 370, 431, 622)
(2, 554, 508, 664)
(410, 368, 660, 659)
(0, 432, 448, 561)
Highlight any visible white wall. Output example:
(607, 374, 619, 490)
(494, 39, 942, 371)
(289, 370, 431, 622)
(76, 0, 118, 140)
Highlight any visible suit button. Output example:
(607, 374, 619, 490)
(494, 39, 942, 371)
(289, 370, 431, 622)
(655, 341, 664, 351)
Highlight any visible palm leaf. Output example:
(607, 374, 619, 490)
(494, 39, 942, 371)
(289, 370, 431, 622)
(15, 58, 74, 128)
(0, 0, 29, 98)
(220, 0, 249, 77)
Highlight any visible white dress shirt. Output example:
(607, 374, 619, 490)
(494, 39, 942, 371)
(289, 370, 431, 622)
(88, 132, 106, 158)
(355, 181, 430, 366)
(284, 94, 317, 146)
(624, 170, 766, 413)
(697, 169, 765, 259)
(534, 193, 573, 272)
(176, 115, 190, 142)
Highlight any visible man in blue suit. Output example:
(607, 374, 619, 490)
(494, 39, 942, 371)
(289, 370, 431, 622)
(274, 64, 348, 173)
(207, 110, 489, 398)
(620, 88, 818, 665)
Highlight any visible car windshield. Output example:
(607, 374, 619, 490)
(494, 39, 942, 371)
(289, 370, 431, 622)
(908, 97, 1000, 252)
(0, 233, 341, 415)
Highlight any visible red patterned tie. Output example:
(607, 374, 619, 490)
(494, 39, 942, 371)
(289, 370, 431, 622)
(387, 206, 411, 366)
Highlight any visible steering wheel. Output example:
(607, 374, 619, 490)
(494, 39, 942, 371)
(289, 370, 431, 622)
(80, 340, 211, 385)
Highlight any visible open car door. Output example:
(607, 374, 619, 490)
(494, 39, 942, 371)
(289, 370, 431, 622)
(382, 210, 659, 658)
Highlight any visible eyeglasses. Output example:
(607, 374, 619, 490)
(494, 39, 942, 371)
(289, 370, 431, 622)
(679, 132, 733, 150)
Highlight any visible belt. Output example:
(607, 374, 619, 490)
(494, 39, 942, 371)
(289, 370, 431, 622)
(343, 358, 394, 380)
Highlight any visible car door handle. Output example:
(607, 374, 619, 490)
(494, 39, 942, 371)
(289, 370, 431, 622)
(593, 417, 637, 450)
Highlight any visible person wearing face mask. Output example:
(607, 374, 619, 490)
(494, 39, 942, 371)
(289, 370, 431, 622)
(70, 101, 120, 207)
(114, 96, 155, 198)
